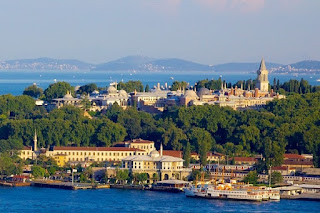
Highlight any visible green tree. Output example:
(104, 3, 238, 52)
(188, 127, 214, 166)
(81, 97, 91, 111)
(243, 171, 258, 184)
(23, 84, 43, 98)
(32, 165, 46, 178)
(0, 153, 22, 176)
(171, 81, 188, 91)
(183, 141, 191, 167)
(145, 84, 150, 92)
(44, 82, 73, 101)
(271, 171, 283, 185)
(77, 83, 98, 95)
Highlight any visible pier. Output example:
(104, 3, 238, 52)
(32, 180, 110, 190)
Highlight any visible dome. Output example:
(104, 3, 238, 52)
(197, 87, 210, 96)
(119, 89, 128, 97)
(150, 150, 160, 158)
(107, 86, 117, 94)
(184, 90, 198, 98)
(63, 91, 73, 99)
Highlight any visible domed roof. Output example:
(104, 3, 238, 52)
(150, 150, 160, 158)
(197, 87, 210, 96)
(119, 89, 128, 97)
(184, 90, 198, 98)
(63, 91, 73, 99)
(107, 86, 117, 94)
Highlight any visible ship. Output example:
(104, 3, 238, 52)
(185, 183, 263, 201)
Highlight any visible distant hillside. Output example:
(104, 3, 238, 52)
(272, 60, 320, 73)
(92, 56, 211, 71)
(289, 60, 320, 69)
(213, 62, 283, 72)
(1, 56, 320, 73)
(0, 57, 93, 70)
(93, 55, 155, 71)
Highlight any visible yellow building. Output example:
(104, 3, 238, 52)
(53, 154, 67, 167)
(120, 145, 191, 182)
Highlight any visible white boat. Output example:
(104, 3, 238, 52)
(205, 184, 263, 202)
(316, 79, 320, 82)
(184, 185, 207, 197)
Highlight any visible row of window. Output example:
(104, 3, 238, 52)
(55, 151, 146, 156)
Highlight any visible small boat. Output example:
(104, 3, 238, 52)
(170, 77, 174, 80)
(317, 79, 320, 82)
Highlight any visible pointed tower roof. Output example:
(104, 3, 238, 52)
(259, 58, 267, 71)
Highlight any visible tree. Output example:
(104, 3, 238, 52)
(145, 84, 150, 92)
(77, 83, 98, 95)
(44, 82, 73, 101)
(32, 165, 46, 178)
(0, 153, 22, 176)
(116, 169, 129, 184)
(188, 127, 214, 166)
(81, 97, 91, 111)
(95, 119, 126, 147)
(171, 81, 188, 91)
(135, 173, 148, 184)
(271, 171, 283, 185)
(183, 142, 191, 167)
(23, 85, 43, 98)
(243, 171, 258, 184)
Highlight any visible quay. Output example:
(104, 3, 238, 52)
(32, 180, 110, 190)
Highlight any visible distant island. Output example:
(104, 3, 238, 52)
(0, 56, 320, 74)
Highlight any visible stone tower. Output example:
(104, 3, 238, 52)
(256, 58, 269, 92)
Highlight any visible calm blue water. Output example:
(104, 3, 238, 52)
(0, 187, 319, 212)
(0, 70, 319, 96)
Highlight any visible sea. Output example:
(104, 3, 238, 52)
(0, 70, 319, 96)
(0, 187, 319, 212)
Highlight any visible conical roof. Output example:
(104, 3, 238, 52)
(259, 58, 267, 71)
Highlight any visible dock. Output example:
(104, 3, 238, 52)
(281, 193, 320, 201)
(32, 180, 110, 190)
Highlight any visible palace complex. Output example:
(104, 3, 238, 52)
(43, 58, 284, 112)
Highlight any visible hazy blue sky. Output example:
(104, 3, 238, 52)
(0, 0, 319, 65)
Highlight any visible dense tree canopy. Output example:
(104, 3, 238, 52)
(23, 84, 43, 98)
(0, 78, 319, 169)
(43, 82, 73, 101)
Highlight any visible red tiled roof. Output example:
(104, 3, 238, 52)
(282, 160, 313, 166)
(284, 154, 305, 159)
(207, 152, 224, 157)
(233, 157, 257, 162)
(272, 166, 289, 171)
(163, 150, 183, 158)
(191, 152, 198, 156)
(127, 139, 154, 144)
(53, 146, 144, 152)
(21, 146, 32, 150)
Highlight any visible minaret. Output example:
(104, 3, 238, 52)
(256, 58, 269, 92)
(33, 130, 38, 152)
(160, 143, 163, 156)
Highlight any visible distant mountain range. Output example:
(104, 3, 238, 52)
(92, 56, 211, 71)
(0, 56, 319, 73)
(0, 57, 93, 70)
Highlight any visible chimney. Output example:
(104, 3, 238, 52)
(157, 83, 160, 90)
(165, 83, 168, 89)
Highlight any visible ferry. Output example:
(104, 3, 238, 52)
(185, 184, 263, 201)
(185, 183, 280, 202)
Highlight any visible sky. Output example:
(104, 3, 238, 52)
(0, 0, 319, 65)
